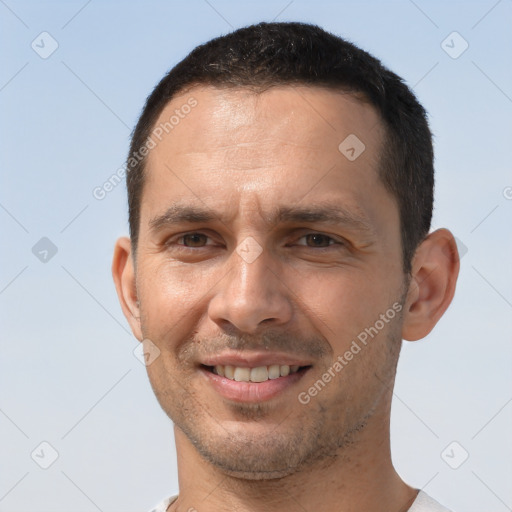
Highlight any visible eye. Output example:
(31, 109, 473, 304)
(296, 233, 340, 248)
(174, 233, 213, 248)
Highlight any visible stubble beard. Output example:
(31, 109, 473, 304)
(145, 285, 407, 481)
(151, 330, 402, 481)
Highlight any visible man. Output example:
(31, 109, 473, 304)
(112, 22, 459, 512)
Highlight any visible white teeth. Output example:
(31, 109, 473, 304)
(234, 367, 250, 382)
(268, 364, 281, 379)
(224, 365, 234, 379)
(280, 365, 290, 377)
(250, 366, 269, 382)
(212, 364, 302, 382)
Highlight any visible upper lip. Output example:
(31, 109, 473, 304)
(200, 351, 313, 368)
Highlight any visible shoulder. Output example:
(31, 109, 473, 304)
(408, 490, 454, 512)
(147, 494, 178, 512)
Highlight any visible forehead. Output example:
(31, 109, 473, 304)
(141, 85, 392, 230)
(149, 85, 382, 163)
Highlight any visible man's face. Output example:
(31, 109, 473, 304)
(133, 85, 407, 478)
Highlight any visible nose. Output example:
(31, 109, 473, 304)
(208, 244, 293, 334)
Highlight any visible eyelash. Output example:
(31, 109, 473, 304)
(168, 232, 342, 250)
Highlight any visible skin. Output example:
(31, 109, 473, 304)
(112, 85, 459, 512)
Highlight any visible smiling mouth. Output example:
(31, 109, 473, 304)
(202, 364, 311, 383)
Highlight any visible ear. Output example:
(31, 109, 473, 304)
(401, 228, 460, 341)
(112, 237, 143, 341)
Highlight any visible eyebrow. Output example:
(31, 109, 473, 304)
(148, 203, 375, 236)
(149, 205, 218, 232)
(272, 205, 374, 234)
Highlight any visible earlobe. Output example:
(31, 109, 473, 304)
(401, 229, 460, 341)
(112, 237, 143, 341)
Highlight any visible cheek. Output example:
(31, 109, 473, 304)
(137, 263, 207, 340)
(294, 269, 386, 343)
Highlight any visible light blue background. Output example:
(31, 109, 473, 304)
(1, 1, 511, 511)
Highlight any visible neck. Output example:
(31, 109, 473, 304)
(169, 397, 418, 512)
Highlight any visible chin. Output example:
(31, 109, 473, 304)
(198, 446, 305, 480)
(184, 421, 311, 478)
(217, 466, 298, 481)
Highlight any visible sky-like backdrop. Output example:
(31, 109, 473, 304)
(1, 1, 511, 511)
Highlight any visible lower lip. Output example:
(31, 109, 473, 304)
(201, 367, 309, 403)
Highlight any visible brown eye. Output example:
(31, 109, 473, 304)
(179, 233, 209, 247)
(301, 233, 336, 248)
